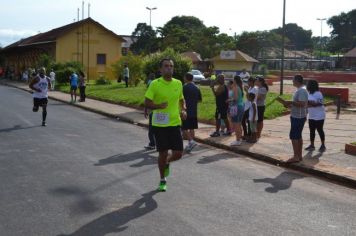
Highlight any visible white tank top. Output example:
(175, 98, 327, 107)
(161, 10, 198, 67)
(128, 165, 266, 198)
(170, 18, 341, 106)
(33, 76, 49, 98)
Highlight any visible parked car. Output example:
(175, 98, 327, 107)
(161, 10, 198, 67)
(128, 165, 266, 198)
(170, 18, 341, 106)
(191, 70, 205, 83)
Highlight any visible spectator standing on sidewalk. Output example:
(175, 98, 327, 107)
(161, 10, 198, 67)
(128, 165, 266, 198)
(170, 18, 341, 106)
(277, 74, 308, 163)
(78, 71, 86, 102)
(49, 69, 56, 90)
(69, 71, 78, 103)
(242, 77, 258, 140)
(182, 72, 202, 153)
(123, 64, 129, 88)
(305, 80, 326, 152)
(229, 75, 245, 146)
(247, 93, 258, 143)
(210, 74, 231, 137)
(239, 68, 250, 84)
(255, 76, 268, 139)
(144, 73, 157, 150)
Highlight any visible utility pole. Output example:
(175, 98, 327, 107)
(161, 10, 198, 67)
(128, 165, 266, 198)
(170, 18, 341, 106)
(316, 18, 326, 60)
(280, 0, 286, 95)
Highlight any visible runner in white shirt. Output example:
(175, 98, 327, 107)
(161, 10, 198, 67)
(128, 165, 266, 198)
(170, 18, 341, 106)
(29, 67, 51, 126)
(305, 80, 326, 152)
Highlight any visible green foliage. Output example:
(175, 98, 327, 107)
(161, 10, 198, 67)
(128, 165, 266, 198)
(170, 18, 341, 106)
(37, 54, 55, 70)
(52, 61, 83, 84)
(95, 75, 112, 85)
(112, 52, 145, 87)
(131, 23, 158, 54)
(271, 23, 313, 50)
(236, 31, 283, 58)
(157, 15, 236, 59)
(143, 48, 192, 82)
(327, 9, 356, 52)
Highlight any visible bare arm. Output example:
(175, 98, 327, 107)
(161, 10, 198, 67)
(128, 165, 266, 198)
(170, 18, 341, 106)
(252, 103, 257, 122)
(29, 77, 40, 92)
(144, 98, 167, 110)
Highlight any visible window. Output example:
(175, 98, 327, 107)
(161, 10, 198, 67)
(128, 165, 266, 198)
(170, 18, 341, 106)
(97, 54, 106, 65)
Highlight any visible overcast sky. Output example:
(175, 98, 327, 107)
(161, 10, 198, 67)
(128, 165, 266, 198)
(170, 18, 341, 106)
(0, 0, 355, 47)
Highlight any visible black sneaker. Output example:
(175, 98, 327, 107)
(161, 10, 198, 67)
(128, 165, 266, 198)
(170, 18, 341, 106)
(144, 145, 155, 150)
(210, 131, 220, 137)
(42, 121, 47, 127)
(304, 145, 315, 151)
(319, 145, 326, 152)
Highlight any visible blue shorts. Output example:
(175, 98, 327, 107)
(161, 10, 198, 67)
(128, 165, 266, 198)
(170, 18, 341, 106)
(231, 105, 244, 123)
(289, 117, 306, 140)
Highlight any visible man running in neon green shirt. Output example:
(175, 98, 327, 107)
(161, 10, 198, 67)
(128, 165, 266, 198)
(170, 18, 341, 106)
(145, 58, 187, 192)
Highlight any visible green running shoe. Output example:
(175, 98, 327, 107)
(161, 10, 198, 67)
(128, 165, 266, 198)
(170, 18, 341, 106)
(158, 180, 167, 192)
(164, 164, 170, 177)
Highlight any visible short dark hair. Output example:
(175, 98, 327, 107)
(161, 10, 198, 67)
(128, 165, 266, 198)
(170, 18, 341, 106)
(185, 72, 193, 81)
(159, 58, 173, 68)
(248, 77, 256, 83)
(293, 74, 303, 84)
(307, 80, 319, 94)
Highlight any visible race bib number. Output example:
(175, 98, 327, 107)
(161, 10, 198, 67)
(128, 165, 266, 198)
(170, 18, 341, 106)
(154, 112, 170, 125)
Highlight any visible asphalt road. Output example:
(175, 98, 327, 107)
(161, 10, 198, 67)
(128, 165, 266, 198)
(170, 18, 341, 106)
(1, 85, 356, 236)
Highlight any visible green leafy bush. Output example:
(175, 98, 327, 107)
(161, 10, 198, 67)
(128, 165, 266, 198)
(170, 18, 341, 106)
(95, 75, 112, 85)
(112, 52, 145, 87)
(143, 48, 192, 82)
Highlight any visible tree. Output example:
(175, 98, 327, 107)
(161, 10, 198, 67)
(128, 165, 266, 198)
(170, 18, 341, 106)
(158, 16, 207, 53)
(272, 23, 313, 50)
(236, 31, 283, 58)
(327, 9, 356, 52)
(112, 52, 145, 86)
(130, 23, 158, 54)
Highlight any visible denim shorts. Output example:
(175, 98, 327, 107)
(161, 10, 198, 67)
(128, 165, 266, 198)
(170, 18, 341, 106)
(289, 117, 306, 140)
(231, 105, 245, 123)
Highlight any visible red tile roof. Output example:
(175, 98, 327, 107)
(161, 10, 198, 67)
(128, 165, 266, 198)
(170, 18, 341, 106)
(344, 47, 356, 58)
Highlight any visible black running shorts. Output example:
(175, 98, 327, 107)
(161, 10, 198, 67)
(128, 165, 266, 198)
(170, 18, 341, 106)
(152, 126, 183, 152)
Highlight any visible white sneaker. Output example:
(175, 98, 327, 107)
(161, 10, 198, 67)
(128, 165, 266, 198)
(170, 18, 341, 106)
(230, 140, 242, 146)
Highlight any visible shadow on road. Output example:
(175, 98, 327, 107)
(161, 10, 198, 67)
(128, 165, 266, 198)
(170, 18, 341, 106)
(197, 152, 235, 164)
(57, 190, 159, 236)
(253, 171, 304, 193)
(94, 150, 157, 167)
(0, 124, 40, 133)
(49, 186, 103, 216)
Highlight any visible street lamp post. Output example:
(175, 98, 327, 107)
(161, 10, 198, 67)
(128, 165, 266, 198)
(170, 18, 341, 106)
(146, 7, 157, 26)
(316, 18, 326, 59)
(280, 0, 286, 95)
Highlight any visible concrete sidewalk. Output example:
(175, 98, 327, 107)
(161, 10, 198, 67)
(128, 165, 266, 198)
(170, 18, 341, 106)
(3, 80, 356, 188)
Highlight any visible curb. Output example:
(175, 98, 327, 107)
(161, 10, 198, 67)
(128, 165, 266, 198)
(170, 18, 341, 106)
(3, 81, 356, 189)
(195, 137, 356, 189)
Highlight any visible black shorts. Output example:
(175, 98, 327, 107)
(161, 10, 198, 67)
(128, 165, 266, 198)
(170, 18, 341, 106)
(215, 106, 228, 120)
(152, 126, 183, 152)
(289, 117, 306, 140)
(182, 117, 198, 130)
(70, 86, 78, 91)
(33, 98, 48, 108)
(257, 106, 265, 123)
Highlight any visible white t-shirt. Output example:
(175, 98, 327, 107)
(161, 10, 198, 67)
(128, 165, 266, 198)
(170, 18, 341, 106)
(244, 86, 258, 111)
(239, 71, 250, 80)
(49, 71, 55, 81)
(308, 91, 325, 120)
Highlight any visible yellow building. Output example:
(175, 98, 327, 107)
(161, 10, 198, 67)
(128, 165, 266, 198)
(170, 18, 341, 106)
(1, 18, 125, 80)
(211, 50, 259, 79)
